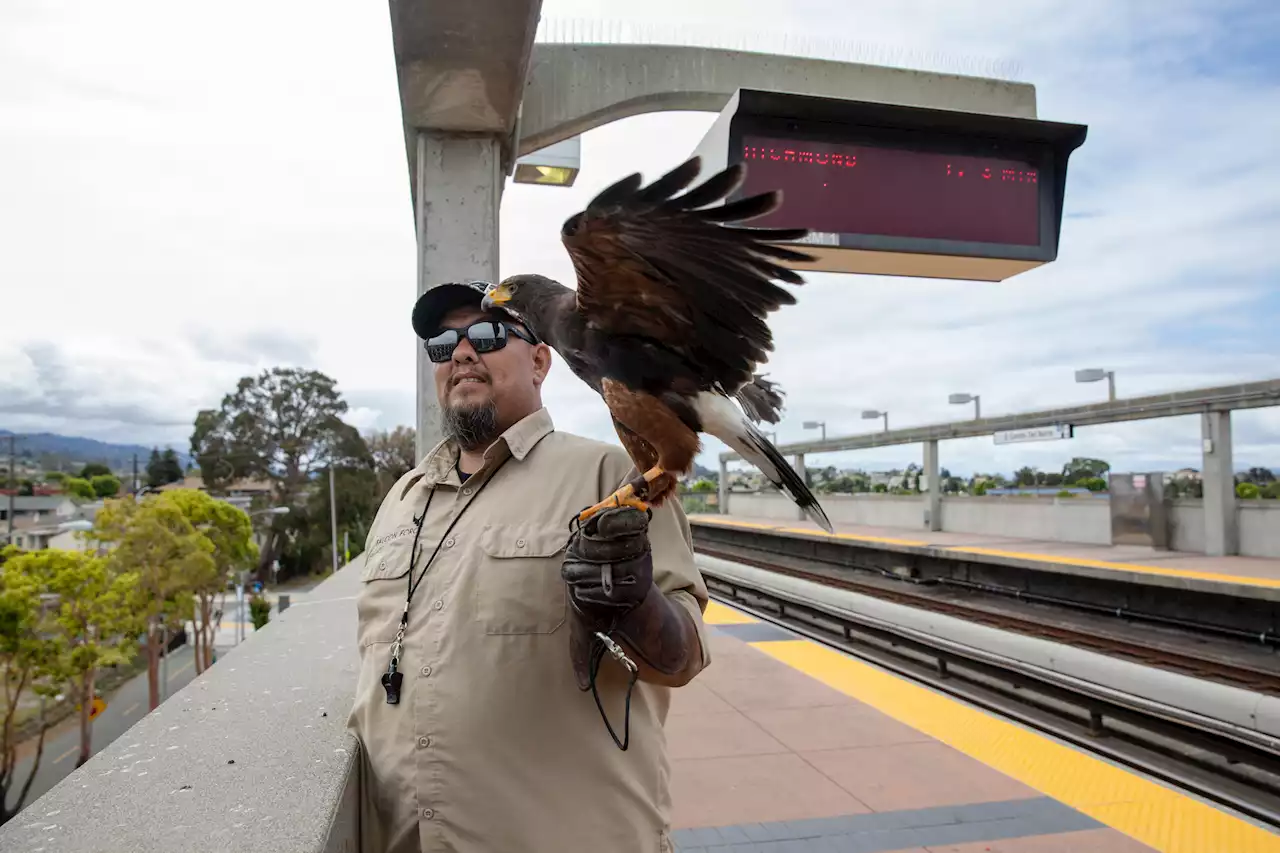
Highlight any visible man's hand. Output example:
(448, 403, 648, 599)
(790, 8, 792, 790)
(562, 504, 701, 688)
(562, 506, 653, 626)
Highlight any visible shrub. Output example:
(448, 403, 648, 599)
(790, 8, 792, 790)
(249, 594, 271, 631)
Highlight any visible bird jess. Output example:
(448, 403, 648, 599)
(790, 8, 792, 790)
(482, 156, 834, 534)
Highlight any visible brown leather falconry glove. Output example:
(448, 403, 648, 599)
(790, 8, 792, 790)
(562, 506, 694, 690)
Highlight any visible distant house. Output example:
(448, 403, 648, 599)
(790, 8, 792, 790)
(3, 497, 96, 551)
(0, 495, 78, 525)
(157, 475, 274, 511)
(7, 515, 94, 552)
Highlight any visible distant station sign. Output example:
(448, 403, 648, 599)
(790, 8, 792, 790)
(689, 89, 1088, 282)
(993, 424, 1074, 445)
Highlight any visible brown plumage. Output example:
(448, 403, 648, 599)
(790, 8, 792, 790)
(482, 157, 833, 532)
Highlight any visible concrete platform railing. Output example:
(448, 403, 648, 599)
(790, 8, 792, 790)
(0, 560, 365, 853)
(722, 491, 1280, 558)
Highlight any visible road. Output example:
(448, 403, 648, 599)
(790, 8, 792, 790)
(4, 645, 199, 815)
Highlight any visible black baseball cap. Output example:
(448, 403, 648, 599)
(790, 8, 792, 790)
(411, 280, 511, 340)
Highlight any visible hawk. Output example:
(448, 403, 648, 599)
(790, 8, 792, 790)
(483, 156, 833, 534)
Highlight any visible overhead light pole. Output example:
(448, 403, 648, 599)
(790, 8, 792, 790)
(949, 392, 981, 419)
(802, 420, 826, 441)
(861, 409, 889, 432)
(1075, 367, 1116, 401)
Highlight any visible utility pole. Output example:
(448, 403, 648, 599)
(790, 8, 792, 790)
(6, 434, 15, 544)
(132, 453, 139, 496)
(329, 465, 339, 573)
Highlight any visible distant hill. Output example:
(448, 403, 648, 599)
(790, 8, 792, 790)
(0, 430, 191, 474)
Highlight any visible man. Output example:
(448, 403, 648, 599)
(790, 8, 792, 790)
(347, 281, 712, 853)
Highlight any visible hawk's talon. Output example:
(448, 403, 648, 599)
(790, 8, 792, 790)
(577, 488, 650, 525)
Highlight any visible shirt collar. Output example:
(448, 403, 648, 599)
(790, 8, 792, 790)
(400, 407, 555, 498)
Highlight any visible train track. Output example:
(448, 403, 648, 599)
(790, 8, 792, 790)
(694, 541, 1280, 695)
(700, 559, 1280, 830)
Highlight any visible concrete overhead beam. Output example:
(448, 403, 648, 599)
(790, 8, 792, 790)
(387, 0, 543, 199)
(517, 44, 1039, 158)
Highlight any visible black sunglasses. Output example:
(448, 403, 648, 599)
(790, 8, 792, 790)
(424, 321, 539, 364)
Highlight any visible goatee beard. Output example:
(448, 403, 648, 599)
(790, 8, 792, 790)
(442, 400, 500, 451)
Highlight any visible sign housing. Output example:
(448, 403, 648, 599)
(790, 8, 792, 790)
(689, 89, 1088, 282)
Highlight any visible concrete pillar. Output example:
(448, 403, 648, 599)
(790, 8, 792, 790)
(718, 458, 729, 516)
(413, 131, 504, 462)
(923, 440, 942, 532)
(1201, 411, 1238, 556)
(794, 453, 807, 521)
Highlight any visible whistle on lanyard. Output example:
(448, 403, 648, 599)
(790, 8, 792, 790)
(383, 635, 405, 705)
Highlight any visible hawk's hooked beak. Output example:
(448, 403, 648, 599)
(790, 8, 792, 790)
(480, 282, 512, 310)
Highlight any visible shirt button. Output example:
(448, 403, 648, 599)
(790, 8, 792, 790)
(420, 665, 432, 677)
(433, 599, 443, 610)
(379, 561, 387, 570)
(462, 487, 473, 496)
(417, 736, 431, 748)
(444, 538, 455, 548)
(516, 538, 526, 548)
(421, 807, 434, 820)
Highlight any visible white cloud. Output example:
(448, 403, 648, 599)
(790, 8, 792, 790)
(1, 0, 1277, 480)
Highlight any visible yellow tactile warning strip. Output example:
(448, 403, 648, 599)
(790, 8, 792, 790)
(694, 516, 1280, 590)
(949, 544, 1280, 590)
(703, 599, 759, 624)
(757, 639, 1280, 853)
(701, 597, 1280, 852)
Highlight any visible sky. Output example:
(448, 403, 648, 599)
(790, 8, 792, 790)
(1, 0, 1278, 478)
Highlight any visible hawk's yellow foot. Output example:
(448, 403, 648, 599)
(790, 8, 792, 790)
(577, 466, 666, 525)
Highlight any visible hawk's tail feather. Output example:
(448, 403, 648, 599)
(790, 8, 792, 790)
(734, 425, 833, 534)
(693, 392, 833, 534)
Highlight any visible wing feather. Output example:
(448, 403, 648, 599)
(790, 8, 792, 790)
(561, 156, 813, 395)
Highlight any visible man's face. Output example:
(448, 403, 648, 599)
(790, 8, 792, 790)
(432, 304, 551, 449)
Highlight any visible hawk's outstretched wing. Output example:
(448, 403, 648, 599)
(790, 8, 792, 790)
(559, 157, 814, 396)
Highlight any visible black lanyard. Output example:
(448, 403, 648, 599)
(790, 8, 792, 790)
(381, 455, 509, 705)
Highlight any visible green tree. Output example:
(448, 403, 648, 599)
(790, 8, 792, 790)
(1062, 457, 1110, 483)
(155, 490, 257, 673)
(92, 497, 212, 710)
(17, 480, 34, 497)
(145, 448, 184, 489)
(191, 367, 364, 578)
(43, 472, 65, 484)
(90, 474, 121, 499)
(1013, 466, 1038, 487)
(367, 426, 418, 499)
(0, 560, 62, 824)
(11, 550, 141, 769)
(278, 429, 377, 578)
(1079, 476, 1108, 492)
(78, 463, 111, 480)
(61, 477, 95, 500)
(1237, 482, 1261, 499)
(691, 479, 716, 493)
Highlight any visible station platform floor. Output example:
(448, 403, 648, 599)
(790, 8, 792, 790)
(667, 598, 1280, 852)
(688, 514, 1280, 594)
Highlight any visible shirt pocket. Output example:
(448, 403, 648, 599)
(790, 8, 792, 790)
(473, 522, 569, 635)
(356, 535, 416, 647)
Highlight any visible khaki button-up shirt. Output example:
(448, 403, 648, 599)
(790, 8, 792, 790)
(347, 407, 711, 853)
